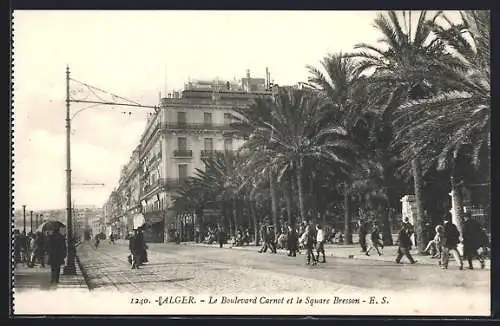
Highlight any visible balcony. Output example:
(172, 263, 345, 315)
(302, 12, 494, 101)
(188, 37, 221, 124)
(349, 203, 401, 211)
(164, 122, 234, 131)
(173, 149, 193, 158)
(200, 150, 223, 158)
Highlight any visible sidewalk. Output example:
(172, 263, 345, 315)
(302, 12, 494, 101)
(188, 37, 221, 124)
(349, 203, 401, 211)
(13, 262, 88, 291)
(179, 242, 491, 269)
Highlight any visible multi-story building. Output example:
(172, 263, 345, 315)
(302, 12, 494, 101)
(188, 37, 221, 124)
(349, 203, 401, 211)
(139, 70, 272, 243)
(73, 204, 101, 240)
(106, 70, 272, 243)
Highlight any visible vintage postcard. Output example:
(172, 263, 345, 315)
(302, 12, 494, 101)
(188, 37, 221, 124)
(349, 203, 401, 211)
(11, 10, 491, 316)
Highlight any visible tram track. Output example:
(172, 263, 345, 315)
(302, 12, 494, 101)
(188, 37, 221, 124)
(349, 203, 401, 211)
(78, 244, 199, 293)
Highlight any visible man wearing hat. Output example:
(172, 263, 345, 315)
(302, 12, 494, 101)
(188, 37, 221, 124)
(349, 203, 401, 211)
(441, 213, 463, 270)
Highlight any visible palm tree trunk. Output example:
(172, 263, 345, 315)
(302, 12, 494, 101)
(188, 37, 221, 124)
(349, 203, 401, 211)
(224, 198, 233, 238)
(411, 158, 426, 254)
(284, 180, 293, 227)
(232, 195, 239, 235)
(250, 187, 259, 245)
(450, 162, 465, 235)
(343, 182, 353, 245)
(381, 204, 393, 246)
(296, 158, 306, 224)
(269, 168, 279, 239)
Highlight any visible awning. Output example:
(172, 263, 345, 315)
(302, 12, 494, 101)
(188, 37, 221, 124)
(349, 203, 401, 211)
(133, 213, 146, 229)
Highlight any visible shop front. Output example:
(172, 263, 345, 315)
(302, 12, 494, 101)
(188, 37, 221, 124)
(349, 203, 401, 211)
(143, 211, 165, 243)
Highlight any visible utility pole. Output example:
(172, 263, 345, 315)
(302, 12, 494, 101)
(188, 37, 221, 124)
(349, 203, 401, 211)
(62, 65, 157, 273)
(22, 205, 26, 234)
(35, 213, 39, 230)
(30, 211, 33, 233)
(63, 66, 77, 276)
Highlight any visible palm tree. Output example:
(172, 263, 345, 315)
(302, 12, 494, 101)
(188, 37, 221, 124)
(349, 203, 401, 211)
(307, 53, 376, 244)
(239, 88, 357, 231)
(391, 10, 490, 234)
(171, 178, 207, 231)
(349, 10, 461, 252)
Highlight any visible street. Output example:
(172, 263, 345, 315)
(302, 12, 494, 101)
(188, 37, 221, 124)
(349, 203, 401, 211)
(77, 242, 490, 295)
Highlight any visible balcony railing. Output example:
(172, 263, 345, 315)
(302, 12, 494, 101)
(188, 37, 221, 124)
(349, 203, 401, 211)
(200, 150, 223, 158)
(173, 149, 193, 158)
(164, 122, 234, 131)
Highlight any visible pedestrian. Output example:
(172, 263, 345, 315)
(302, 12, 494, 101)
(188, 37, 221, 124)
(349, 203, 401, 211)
(286, 225, 298, 257)
(128, 229, 140, 269)
(315, 224, 326, 263)
(94, 234, 100, 249)
(395, 224, 416, 264)
(13, 229, 22, 266)
(402, 218, 415, 248)
(358, 219, 368, 253)
(267, 226, 277, 253)
(462, 212, 486, 270)
(109, 233, 115, 244)
(366, 224, 383, 256)
(136, 227, 148, 264)
(258, 224, 269, 253)
(300, 225, 318, 266)
(20, 231, 30, 264)
(195, 225, 201, 243)
(29, 232, 46, 268)
(47, 227, 67, 284)
(216, 226, 225, 248)
(424, 225, 444, 259)
(441, 215, 463, 270)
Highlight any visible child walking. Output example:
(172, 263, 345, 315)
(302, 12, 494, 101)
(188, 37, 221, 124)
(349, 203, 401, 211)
(366, 225, 383, 256)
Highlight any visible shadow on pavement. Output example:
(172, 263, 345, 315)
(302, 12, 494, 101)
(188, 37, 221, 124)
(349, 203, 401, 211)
(92, 277, 194, 288)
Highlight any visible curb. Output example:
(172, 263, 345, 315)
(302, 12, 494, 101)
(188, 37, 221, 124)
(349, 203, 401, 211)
(75, 244, 93, 291)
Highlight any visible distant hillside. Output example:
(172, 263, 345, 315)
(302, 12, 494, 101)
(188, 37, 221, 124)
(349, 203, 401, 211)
(12, 209, 67, 232)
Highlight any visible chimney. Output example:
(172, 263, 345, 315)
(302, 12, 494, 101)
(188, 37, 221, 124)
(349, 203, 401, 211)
(246, 69, 251, 79)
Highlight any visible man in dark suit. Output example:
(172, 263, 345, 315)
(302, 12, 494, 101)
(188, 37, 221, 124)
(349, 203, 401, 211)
(462, 212, 486, 269)
(395, 224, 416, 264)
(47, 228, 67, 284)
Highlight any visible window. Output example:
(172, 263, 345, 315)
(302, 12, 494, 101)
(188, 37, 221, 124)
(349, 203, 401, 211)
(224, 138, 233, 152)
(204, 112, 212, 125)
(177, 111, 187, 125)
(177, 137, 187, 151)
(204, 138, 213, 151)
(178, 164, 188, 180)
(224, 113, 232, 125)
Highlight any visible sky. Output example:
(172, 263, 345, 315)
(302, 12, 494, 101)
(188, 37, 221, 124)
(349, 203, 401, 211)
(12, 10, 461, 211)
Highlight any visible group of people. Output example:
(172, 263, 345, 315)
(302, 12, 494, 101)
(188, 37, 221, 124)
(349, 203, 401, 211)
(13, 227, 67, 284)
(258, 222, 327, 266)
(390, 212, 488, 269)
(423, 212, 488, 270)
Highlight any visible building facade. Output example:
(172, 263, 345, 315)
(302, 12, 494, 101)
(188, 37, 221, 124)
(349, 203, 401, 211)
(107, 70, 272, 243)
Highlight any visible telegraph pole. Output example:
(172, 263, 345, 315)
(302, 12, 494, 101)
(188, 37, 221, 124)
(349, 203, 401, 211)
(62, 65, 157, 275)
(30, 211, 33, 233)
(63, 66, 77, 275)
(22, 205, 26, 234)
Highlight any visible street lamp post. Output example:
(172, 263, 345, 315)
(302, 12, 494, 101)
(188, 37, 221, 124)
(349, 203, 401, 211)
(22, 205, 26, 235)
(30, 211, 33, 233)
(63, 66, 77, 276)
